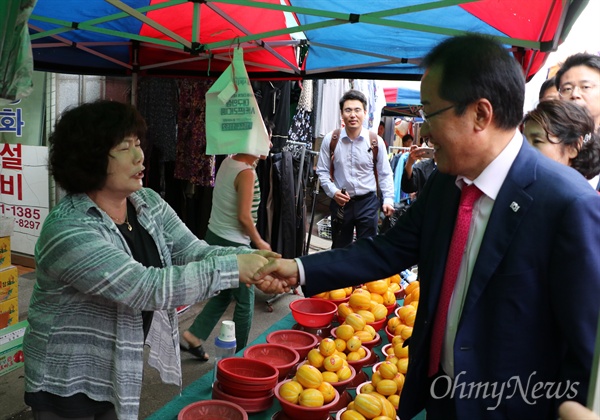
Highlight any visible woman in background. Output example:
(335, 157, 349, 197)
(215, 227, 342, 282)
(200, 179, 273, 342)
(181, 121, 274, 359)
(523, 99, 600, 191)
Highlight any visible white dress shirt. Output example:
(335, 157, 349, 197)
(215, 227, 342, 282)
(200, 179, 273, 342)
(441, 131, 523, 377)
(316, 127, 395, 206)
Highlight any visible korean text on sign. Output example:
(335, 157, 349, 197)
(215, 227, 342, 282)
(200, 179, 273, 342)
(0, 144, 22, 201)
(0, 108, 25, 137)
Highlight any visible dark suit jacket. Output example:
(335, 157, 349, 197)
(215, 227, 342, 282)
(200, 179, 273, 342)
(300, 139, 600, 419)
(401, 157, 436, 196)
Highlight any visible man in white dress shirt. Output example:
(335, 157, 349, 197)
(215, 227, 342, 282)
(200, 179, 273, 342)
(316, 89, 395, 248)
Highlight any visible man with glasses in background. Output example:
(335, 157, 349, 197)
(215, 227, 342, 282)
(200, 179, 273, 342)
(555, 53, 600, 131)
(315, 89, 395, 248)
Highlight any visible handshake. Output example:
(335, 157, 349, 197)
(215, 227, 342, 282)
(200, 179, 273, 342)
(237, 251, 300, 294)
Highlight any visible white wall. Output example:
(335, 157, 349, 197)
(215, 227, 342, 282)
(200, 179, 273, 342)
(523, 1, 600, 112)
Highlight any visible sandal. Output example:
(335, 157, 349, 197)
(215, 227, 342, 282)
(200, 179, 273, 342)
(181, 343, 209, 361)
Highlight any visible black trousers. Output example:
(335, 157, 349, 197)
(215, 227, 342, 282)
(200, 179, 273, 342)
(330, 192, 379, 249)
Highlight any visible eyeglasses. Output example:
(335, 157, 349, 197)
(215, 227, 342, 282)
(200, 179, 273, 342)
(343, 107, 364, 115)
(418, 104, 455, 123)
(558, 83, 598, 97)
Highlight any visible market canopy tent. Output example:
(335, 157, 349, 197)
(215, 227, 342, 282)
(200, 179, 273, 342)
(27, 0, 588, 81)
(382, 86, 422, 117)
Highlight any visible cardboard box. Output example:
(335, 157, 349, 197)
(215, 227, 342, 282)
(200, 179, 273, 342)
(0, 297, 18, 328)
(0, 266, 18, 303)
(0, 217, 13, 237)
(0, 236, 11, 269)
(0, 320, 27, 377)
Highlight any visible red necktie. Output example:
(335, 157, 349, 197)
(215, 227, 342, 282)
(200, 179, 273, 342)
(428, 184, 483, 376)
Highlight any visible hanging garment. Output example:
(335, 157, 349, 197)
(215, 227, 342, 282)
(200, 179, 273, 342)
(286, 80, 313, 160)
(174, 79, 215, 187)
(271, 151, 297, 258)
(252, 81, 291, 153)
(138, 78, 179, 163)
(255, 156, 272, 246)
(316, 79, 350, 137)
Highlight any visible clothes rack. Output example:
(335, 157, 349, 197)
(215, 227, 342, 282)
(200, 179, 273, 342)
(389, 146, 410, 153)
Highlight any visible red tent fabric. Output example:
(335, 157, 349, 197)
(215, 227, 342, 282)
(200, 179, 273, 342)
(27, 0, 588, 81)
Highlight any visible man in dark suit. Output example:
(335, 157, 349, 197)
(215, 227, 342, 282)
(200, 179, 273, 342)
(256, 34, 600, 419)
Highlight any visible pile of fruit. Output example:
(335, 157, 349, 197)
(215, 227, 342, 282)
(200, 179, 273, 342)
(339, 392, 397, 419)
(305, 337, 355, 383)
(337, 282, 396, 328)
(369, 359, 405, 403)
(279, 274, 420, 418)
(313, 286, 353, 301)
(336, 312, 378, 347)
(278, 364, 337, 407)
(383, 280, 420, 387)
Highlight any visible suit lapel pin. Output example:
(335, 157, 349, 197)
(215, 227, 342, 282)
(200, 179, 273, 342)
(510, 202, 520, 212)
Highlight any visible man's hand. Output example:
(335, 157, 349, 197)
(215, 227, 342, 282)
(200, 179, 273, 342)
(254, 258, 300, 289)
(405, 144, 422, 169)
(254, 275, 293, 295)
(382, 203, 394, 217)
(334, 189, 350, 207)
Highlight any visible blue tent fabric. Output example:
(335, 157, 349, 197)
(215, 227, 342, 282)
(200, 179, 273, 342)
(26, 0, 588, 80)
(293, 0, 506, 76)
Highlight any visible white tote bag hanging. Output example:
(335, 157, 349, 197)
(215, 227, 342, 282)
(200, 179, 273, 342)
(205, 47, 270, 156)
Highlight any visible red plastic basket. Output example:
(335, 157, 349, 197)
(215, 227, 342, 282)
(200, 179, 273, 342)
(212, 381, 274, 414)
(217, 357, 278, 386)
(243, 343, 300, 380)
(289, 298, 337, 328)
(178, 400, 248, 420)
(266, 329, 319, 360)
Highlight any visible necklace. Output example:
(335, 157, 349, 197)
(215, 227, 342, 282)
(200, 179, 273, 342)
(109, 210, 132, 231)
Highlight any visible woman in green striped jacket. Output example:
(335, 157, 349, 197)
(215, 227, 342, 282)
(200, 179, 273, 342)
(22, 101, 285, 420)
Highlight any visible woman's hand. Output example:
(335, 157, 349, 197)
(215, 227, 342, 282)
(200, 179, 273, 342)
(237, 254, 269, 285)
(253, 249, 280, 259)
(254, 258, 299, 289)
(238, 253, 293, 294)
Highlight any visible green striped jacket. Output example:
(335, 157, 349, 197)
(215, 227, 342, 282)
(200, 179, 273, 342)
(23, 188, 252, 419)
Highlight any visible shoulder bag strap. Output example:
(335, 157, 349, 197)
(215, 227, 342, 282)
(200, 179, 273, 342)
(329, 128, 340, 182)
(369, 131, 380, 194)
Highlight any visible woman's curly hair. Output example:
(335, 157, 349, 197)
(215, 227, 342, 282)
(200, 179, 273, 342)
(523, 100, 600, 180)
(48, 100, 146, 194)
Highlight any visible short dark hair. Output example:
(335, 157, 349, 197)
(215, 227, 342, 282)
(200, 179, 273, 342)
(263, 118, 275, 136)
(339, 89, 367, 111)
(402, 134, 414, 144)
(49, 100, 147, 194)
(422, 34, 525, 130)
(522, 99, 600, 179)
(554, 53, 600, 89)
(539, 77, 557, 100)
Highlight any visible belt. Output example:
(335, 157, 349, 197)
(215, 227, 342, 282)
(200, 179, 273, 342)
(350, 192, 376, 201)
